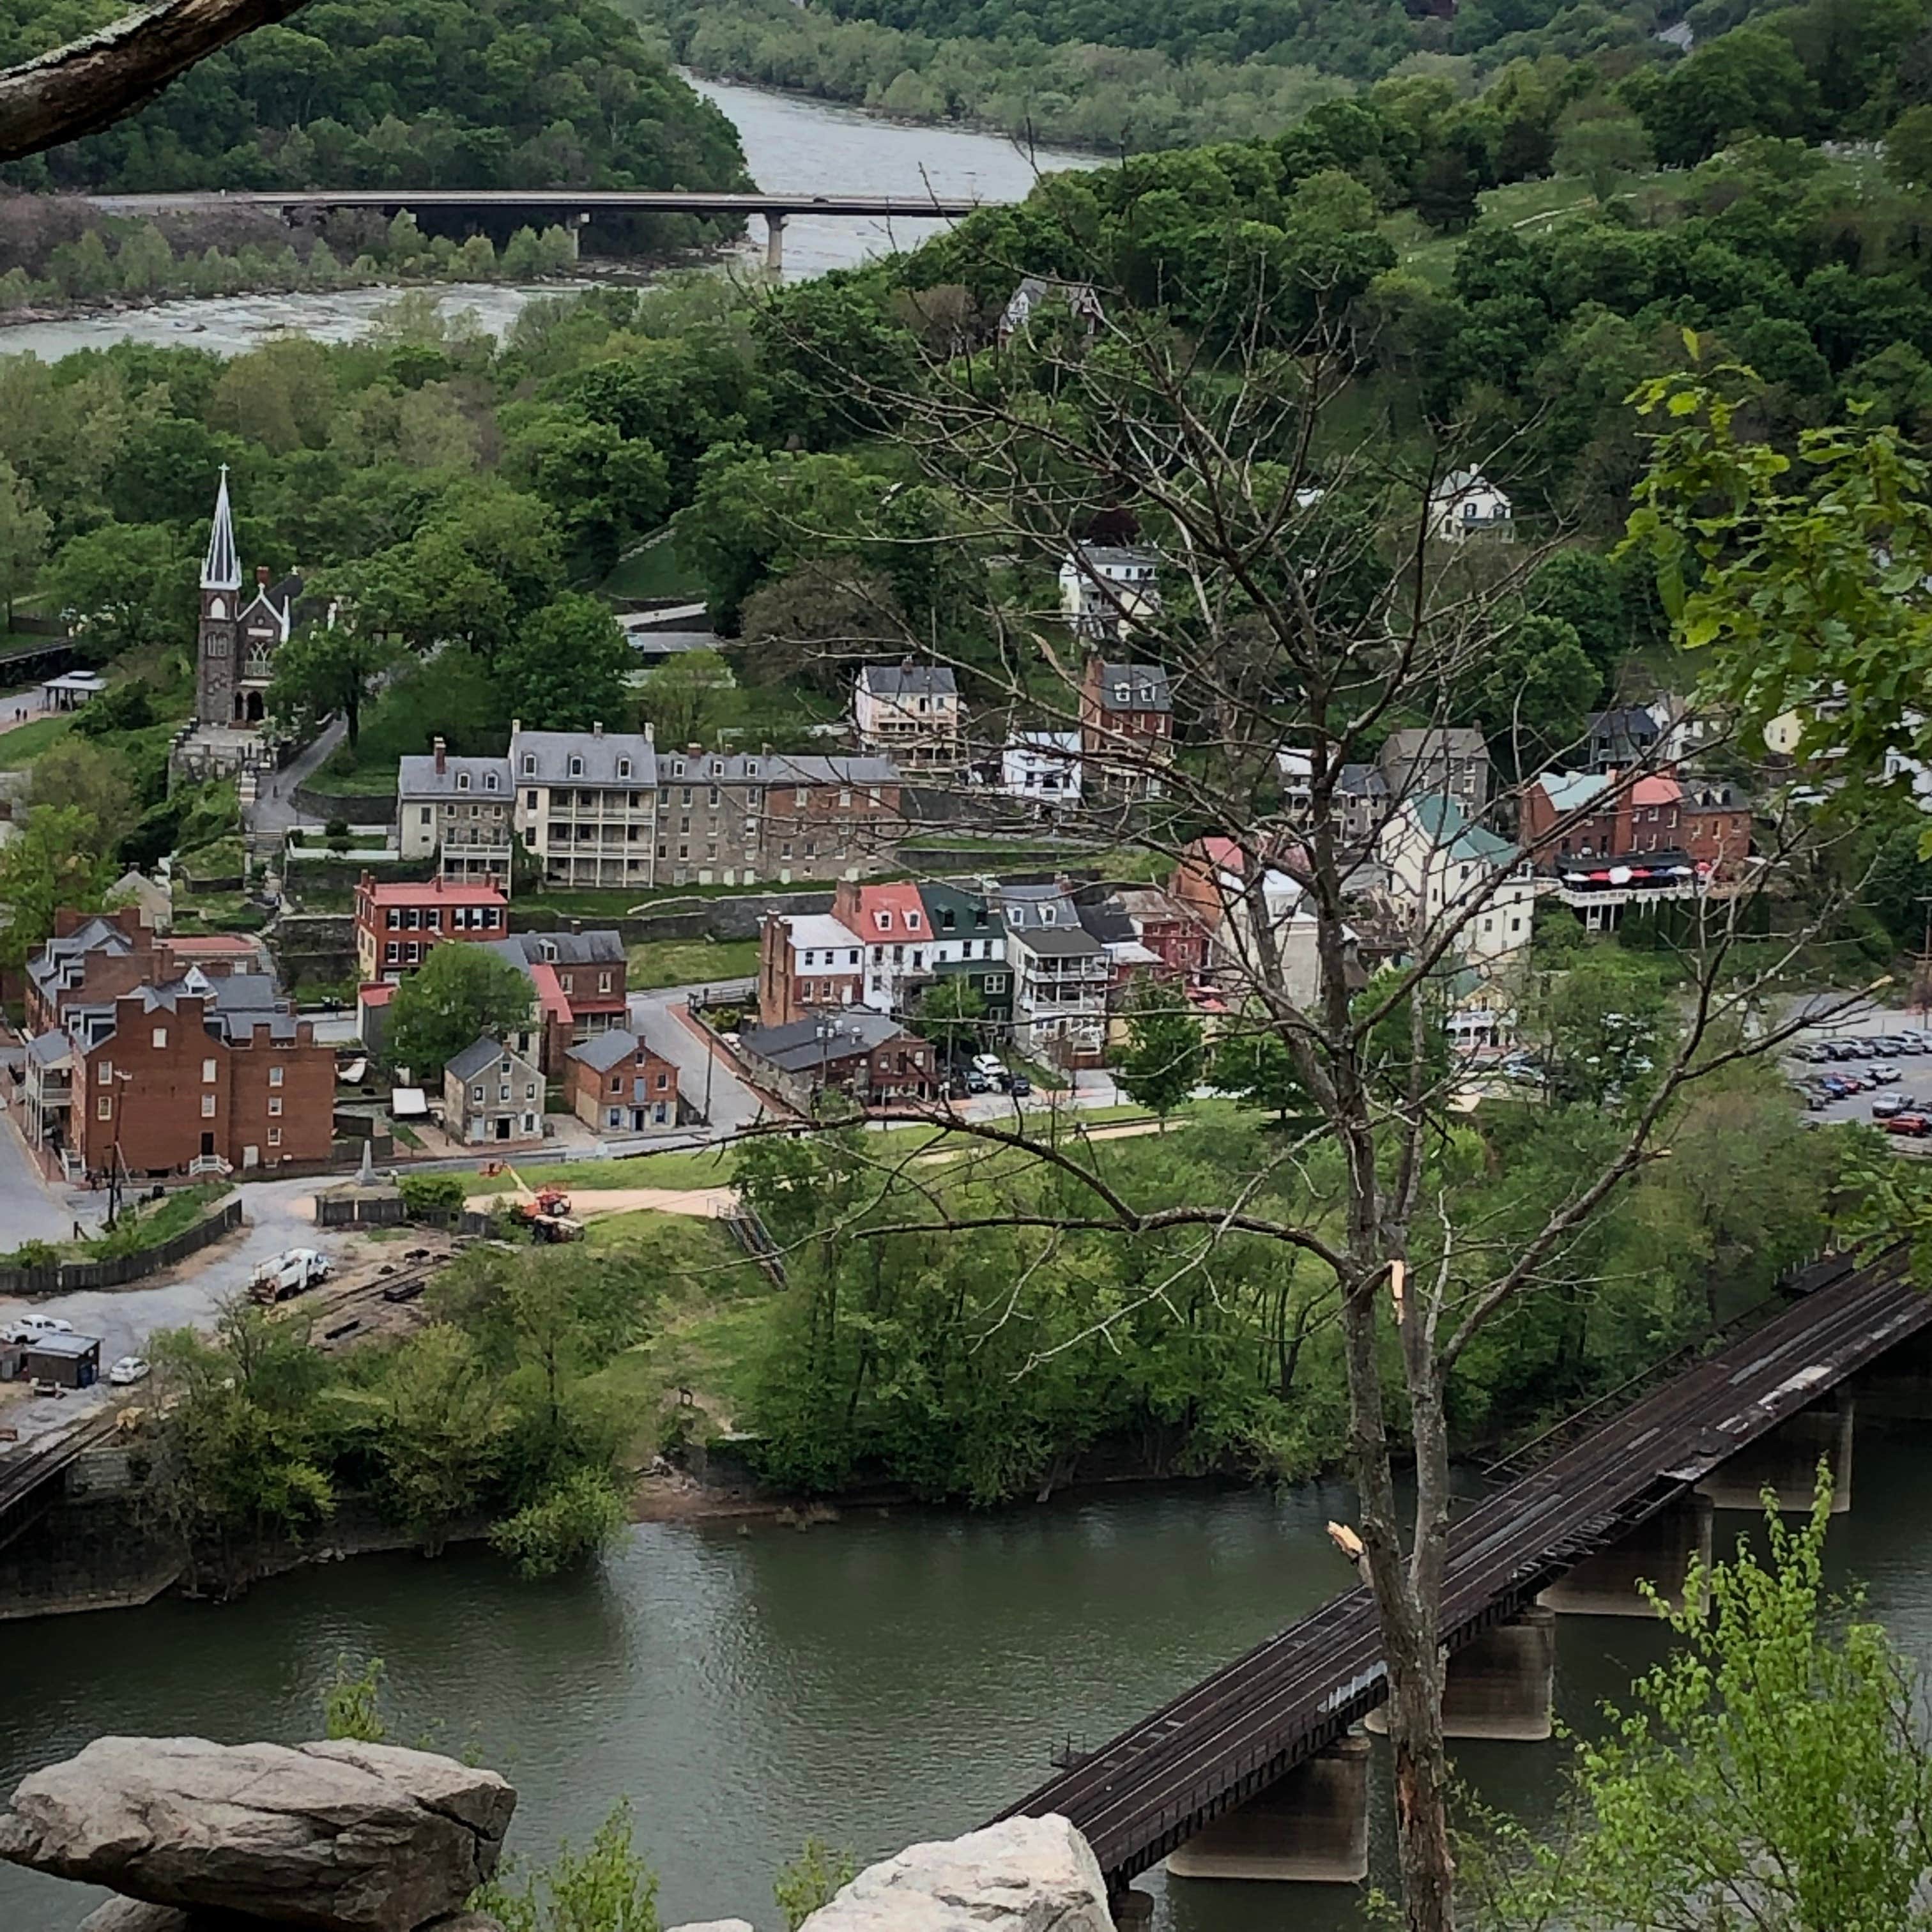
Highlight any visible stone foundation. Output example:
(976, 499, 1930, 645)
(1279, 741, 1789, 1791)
(1164, 1732, 1370, 1883)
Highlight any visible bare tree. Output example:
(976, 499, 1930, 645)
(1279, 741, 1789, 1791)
(746, 219, 1864, 1931)
(0, 0, 312, 165)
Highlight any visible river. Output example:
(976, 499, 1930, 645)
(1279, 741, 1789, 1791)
(0, 79, 1098, 359)
(5, 1427, 1932, 1931)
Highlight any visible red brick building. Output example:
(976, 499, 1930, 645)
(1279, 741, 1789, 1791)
(355, 873, 509, 981)
(26, 908, 263, 1037)
(1682, 779, 1753, 876)
(757, 912, 866, 1028)
(739, 1008, 934, 1110)
(64, 984, 335, 1177)
(1080, 657, 1173, 800)
(562, 1029, 682, 1132)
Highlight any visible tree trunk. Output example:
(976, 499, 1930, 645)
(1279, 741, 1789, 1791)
(1388, 1662, 1457, 1932)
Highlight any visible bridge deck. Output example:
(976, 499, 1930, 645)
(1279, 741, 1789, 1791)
(995, 1250, 1923, 1884)
(83, 190, 986, 218)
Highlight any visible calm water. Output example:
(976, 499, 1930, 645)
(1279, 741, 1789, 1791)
(5, 1430, 1932, 1932)
(0, 79, 1097, 358)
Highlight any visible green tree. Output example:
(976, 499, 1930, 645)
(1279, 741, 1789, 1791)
(0, 806, 114, 971)
(1466, 613, 1600, 778)
(377, 1324, 509, 1554)
(323, 1655, 390, 1743)
(1533, 945, 1669, 1110)
(267, 617, 403, 752)
(494, 594, 634, 732)
(775, 1840, 859, 1931)
(1114, 977, 1206, 1125)
(1887, 102, 1932, 188)
(48, 521, 196, 663)
(1554, 101, 1653, 203)
(1209, 1019, 1310, 1125)
(29, 737, 139, 857)
(637, 648, 728, 749)
(0, 456, 50, 627)
(917, 974, 988, 1061)
(386, 942, 534, 1078)
(478, 1797, 659, 1932)
(486, 1466, 625, 1579)
(1480, 1480, 1932, 1932)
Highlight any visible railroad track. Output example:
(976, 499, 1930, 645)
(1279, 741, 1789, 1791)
(993, 1246, 1922, 1883)
(269, 1258, 445, 1347)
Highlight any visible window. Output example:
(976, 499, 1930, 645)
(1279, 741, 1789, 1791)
(618, 758, 632, 779)
(525, 1084, 537, 1101)
(680, 787, 693, 806)
(838, 788, 852, 808)
(569, 756, 584, 777)
(656, 1072, 668, 1090)
(201, 1094, 216, 1118)
(673, 758, 686, 778)
(151, 1027, 168, 1048)
(609, 1107, 624, 1128)
(749, 787, 763, 808)
(907, 911, 921, 931)
(97, 1096, 112, 1119)
(875, 912, 890, 931)
(97, 1061, 112, 1087)
(268, 1096, 282, 1117)
(522, 754, 536, 776)
(457, 773, 471, 792)
(986, 974, 1007, 993)
(562, 974, 575, 994)
(472, 1084, 485, 1103)
(203, 1059, 218, 1084)
(498, 1084, 511, 1102)
(268, 1128, 281, 1147)
(747, 761, 759, 778)
(486, 773, 500, 793)
(420, 806, 433, 826)
(656, 843, 667, 859)
(525, 789, 538, 810)
(709, 786, 720, 807)
(795, 788, 808, 808)
(385, 941, 399, 964)
(597, 971, 611, 993)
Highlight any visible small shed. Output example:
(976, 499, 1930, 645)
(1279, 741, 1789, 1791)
(24, 1332, 101, 1388)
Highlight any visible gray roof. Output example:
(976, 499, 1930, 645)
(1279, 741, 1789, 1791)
(742, 1009, 909, 1073)
(1337, 762, 1387, 797)
(858, 663, 957, 698)
(26, 1031, 70, 1066)
(1093, 663, 1172, 712)
(26, 1331, 99, 1359)
(446, 1036, 515, 1082)
(1381, 726, 1487, 762)
(567, 1029, 642, 1073)
(1070, 546, 1158, 571)
(1011, 923, 1105, 958)
(1587, 707, 1661, 739)
(398, 754, 512, 800)
(494, 931, 625, 970)
(27, 917, 136, 994)
(511, 728, 656, 786)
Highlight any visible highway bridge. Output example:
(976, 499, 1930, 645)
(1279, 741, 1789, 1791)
(81, 190, 992, 271)
(993, 1246, 1926, 1890)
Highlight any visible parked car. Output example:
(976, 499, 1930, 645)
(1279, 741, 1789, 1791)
(107, 1356, 150, 1386)
(1883, 1112, 1932, 1137)
(1873, 1093, 1909, 1118)
(1872, 1064, 1903, 1084)
(1010, 1076, 1033, 1098)
(3, 1315, 75, 1342)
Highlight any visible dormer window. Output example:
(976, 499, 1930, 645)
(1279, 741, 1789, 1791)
(907, 912, 921, 930)
(875, 912, 891, 931)
(746, 760, 758, 778)
(522, 754, 536, 775)
(673, 759, 686, 778)
(618, 758, 632, 779)
(457, 773, 471, 792)
(712, 760, 724, 777)
(1039, 905, 1057, 924)
(539, 940, 557, 962)
(569, 756, 584, 778)
(486, 774, 499, 792)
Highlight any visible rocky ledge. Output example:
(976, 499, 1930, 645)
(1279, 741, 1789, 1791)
(0, 1736, 516, 1932)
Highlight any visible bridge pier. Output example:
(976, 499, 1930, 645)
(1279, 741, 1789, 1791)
(1851, 1327, 1932, 1420)
(1540, 1492, 1713, 1618)
(1366, 1608, 1556, 1742)
(1163, 1731, 1369, 1883)
(1108, 1885, 1153, 1932)
(1699, 1393, 1853, 1514)
(765, 211, 787, 275)
(568, 212, 588, 262)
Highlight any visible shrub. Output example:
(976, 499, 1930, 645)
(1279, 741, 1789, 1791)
(4, 1239, 59, 1269)
(487, 1469, 625, 1579)
(399, 1172, 466, 1218)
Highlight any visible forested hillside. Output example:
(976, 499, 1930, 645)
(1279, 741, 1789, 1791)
(0, 0, 748, 202)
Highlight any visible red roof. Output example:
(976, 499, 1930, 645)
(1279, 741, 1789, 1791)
(167, 933, 258, 956)
(356, 874, 507, 908)
(358, 981, 397, 1008)
(1630, 773, 1682, 808)
(851, 881, 927, 940)
(527, 960, 570, 1022)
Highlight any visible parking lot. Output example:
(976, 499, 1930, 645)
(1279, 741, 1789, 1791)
(1782, 1005, 1932, 1144)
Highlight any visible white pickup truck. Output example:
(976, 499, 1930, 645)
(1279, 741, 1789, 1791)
(248, 1247, 332, 1304)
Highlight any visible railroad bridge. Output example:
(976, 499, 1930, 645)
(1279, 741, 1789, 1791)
(993, 1246, 1929, 1898)
(80, 189, 991, 273)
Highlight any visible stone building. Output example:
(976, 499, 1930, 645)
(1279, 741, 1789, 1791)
(397, 739, 516, 889)
(442, 1036, 544, 1145)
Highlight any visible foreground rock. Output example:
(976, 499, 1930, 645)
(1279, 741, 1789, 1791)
(78, 1908, 505, 1932)
(799, 1816, 1110, 1932)
(0, 1736, 515, 1932)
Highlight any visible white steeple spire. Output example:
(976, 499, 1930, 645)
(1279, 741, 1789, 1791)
(201, 465, 241, 592)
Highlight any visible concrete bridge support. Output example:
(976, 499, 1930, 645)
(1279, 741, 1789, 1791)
(1851, 1328, 1932, 1420)
(1110, 1885, 1153, 1931)
(765, 211, 787, 274)
(1540, 1492, 1713, 1617)
(1365, 1607, 1558, 1742)
(1699, 1394, 1853, 1514)
(1164, 1731, 1370, 1883)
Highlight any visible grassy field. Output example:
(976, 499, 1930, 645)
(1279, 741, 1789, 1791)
(601, 533, 705, 602)
(629, 936, 760, 988)
(0, 714, 73, 769)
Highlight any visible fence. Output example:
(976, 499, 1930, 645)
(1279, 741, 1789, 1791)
(0, 1199, 243, 1299)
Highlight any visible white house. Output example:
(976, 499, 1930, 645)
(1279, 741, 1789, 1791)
(1427, 470, 1514, 544)
(1377, 791, 1537, 967)
(1001, 730, 1083, 808)
(1060, 546, 1161, 639)
(852, 662, 963, 771)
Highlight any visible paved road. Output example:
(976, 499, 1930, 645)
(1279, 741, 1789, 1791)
(248, 716, 347, 843)
(0, 1176, 323, 1448)
(0, 1084, 76, 1250)
(628, 985, 771, 1137)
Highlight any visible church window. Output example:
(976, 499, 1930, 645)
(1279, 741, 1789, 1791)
(209, 597, 226, 619)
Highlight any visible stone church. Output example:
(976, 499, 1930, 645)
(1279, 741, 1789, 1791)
(194, 468, 303, 729)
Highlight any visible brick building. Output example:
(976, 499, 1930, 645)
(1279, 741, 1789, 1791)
(563, 1030, 681, 1133)
(54, 981, 335, 1177)
(756, 912, 866, 1028)
(483, 930, 629, 1070)
(1079, 658, 1172, 801)
(739, 1009, 936, 1111)
(354, 874, 509, 982)
(26, 908, 263, 1037)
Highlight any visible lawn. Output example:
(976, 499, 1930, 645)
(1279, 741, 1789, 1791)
(0, 713, 73, 769)
(629, 937, 760, 989)
(601, 532, 705, 602)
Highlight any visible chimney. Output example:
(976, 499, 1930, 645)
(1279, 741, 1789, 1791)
(570, 917, 583, 937)
(433, 735, 447, 775)
(592, 721, 604, 738)
(687, 743, 702, 756)
(511, 717, 521, 737)
(643, 721, 654, 744)
(256, 565, 270, 586)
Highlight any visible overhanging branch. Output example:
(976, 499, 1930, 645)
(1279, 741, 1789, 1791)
(0, 0, 311, 163)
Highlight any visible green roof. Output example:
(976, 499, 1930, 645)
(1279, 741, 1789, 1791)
(1411, 791, 1517, 867)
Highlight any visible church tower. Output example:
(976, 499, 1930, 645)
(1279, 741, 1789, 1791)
(195, 467, 241, 727)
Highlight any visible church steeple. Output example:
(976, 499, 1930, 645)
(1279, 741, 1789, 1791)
(201, 466, 240, 593)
